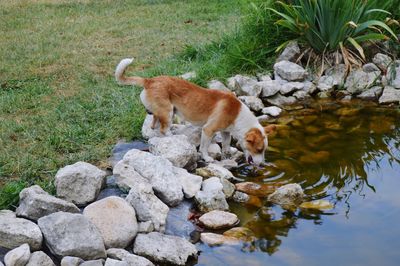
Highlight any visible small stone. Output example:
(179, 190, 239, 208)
(267, 183, 305, 207)
(256, 80, 281, 97)
(257, 115, 270, 124)
(317, 91, 330, 98)
(363, 63, 380, 73)
(173, 167, 203, 199)
(277, 41, 300, 62)
(60, 256, 84, 266)
(300, 200, 334, 210)
(55, 161, 106, 206)
(223, 227, 256, 242)
(274, 60, 307, 81)
(280, 82, 304, 95)
(106, 248, 154, 266)
(179, 71, 197, 80)
(195, 178, 229, 212)
(208, 80, 230, 92)
(238, 96, 264, 112)
(138, 221, 154, 233)
(219, 178, 235, 198)
(113, 162, 149, 192)
(195, 163, 235, 181)
(373, 53, 392, 72)
(105, 259, 129, 266)
(387, 66, 400, 88)
(213, 159, 238, 170)
(317, 64, 346, 91)
(379, 86, 400, 104)
(200, 233, 239, 246)
(4, 244, 31, 266)
(293, 90, 310, 100)
(357, 86, 383, 100)
(142, 114, 164, 139)
(26, 251, 55, 266)
(265, 93, 297, 107)
(80, 260, 105, 266)
(232, 191, 250, 203)
(235, 182, 277, 197)
(208, 143, 222, 160)
(262, 106, 282, 117)
(256, 73, 272, 82)
(344, 70, 380, 94)
(199, 210, 239, 229)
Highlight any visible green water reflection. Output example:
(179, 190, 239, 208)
(197, 100, 400, 266)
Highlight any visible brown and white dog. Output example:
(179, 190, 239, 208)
(115, 58, 275, 165)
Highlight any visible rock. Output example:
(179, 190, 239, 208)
(55, 161, 106, 206)
(207, 143, 221, 160)
(120, 149, 183, 206)
(26, 251, 55, 266)
(38, 212, 106, 260)
(201, 177, 223, 192)
(317, 64, 346, 91)
(277, 41, 300, 62)
(363, 63, 380, 73)
(256, 73, 272, 82)
(170, 124, 202, 147)
(137, 221, 154, 233)
(172, 167, 202, 199)
(257, 80, 281, 97)
(227, 75, 260, 96)
(238, 96, 264, 112)
(0, 210, 43, 251)
(105, 259, 128, 266)
(232, 191, 250, 203)
(274, 60, 307, 81)
(80, 260, 104, 266)
(125, 180, 169, 232)
(223, 227, 256, 242)
(357, 86, 383, 100)
(262, 106, 282, 117)
(317, 91, 330, 98)
(280, 81, 304, 95)
(300, 200, 334, 210)
(107, 249, 154, 266)
(4, 244, 30, 266)
(293, 90, 310, 100)
(378, 86, 400, 104)
(213, 159, 238, 170)
(344, 69, 380, 94)
(112, 162, 149, 192)
(373, 53, 392, 72)
(133, 232, 198, 266)
(148, 135, 198, 170)
(60, 256, 84, 266)
(220, 177, 235, 198)
(199, 210, 239, 229)
(200, 233, 239, 246)
(16, 185, 80, 221)
(179, 71, 197, 80)
(83, 197, 138, 249)
(267, 183, 305, 207)
(387, 66, 400, 88)
(265, 93, 297, 107)
(195, 177, 229, 212)
(141, 114, 164, 139)
(257, 115, 270, 124)
(235, 182, 277, 197)
(195, 163, 235, 181)
(208, 80, 230, 92)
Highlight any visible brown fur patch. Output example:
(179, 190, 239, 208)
(245, 128, 265, 155)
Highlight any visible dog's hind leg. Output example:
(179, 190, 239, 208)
(221, 131, 231, 159)
(151, 115, 159, 129)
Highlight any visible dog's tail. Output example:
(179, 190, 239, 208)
(115, 58, 145, 86)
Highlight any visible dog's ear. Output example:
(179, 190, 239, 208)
(245, 131, 256, 143)
(264, 124, 276, 135)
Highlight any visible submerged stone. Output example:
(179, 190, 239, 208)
(300, 200, 334, 210)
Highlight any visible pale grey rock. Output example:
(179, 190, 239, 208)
(195, 163, 235, 181)
(199, 210, 239, 229)
(268, 183, 305, 207)
(344, 70, 380, 94)
(107, 248, 154, 266)
(83, 197, 138, 249)
(274, 61, 307, 81)
(277, 41, 300, 62)
(200, 233, 239, 246)
(373, 53, 392, 72)
(378, 86, 400, 104)
(172, 167, 202, 199)
(112, 162, 149, 192)
(133, 232, 197, 266)
(257, 115, 270, 124)
(80, 260, 104, 266)
(4, 244, 30, 266)
(170, 124, 202, 147)
(227, 75, 260, 96)
(0, 210, 43, 251)
(265, 93, 297, 107)
(387, 65, 400, 88)
(138, 221, 154, 233)
(179, 71, 197, 80)
(202, 177, 223, 192)
(229, 147, 245, 163)
(120, 149, 183, 206)
(357, 86, 383, 100)
(208, 80, 230, 92)
(213, 159, 238, 170)
(303, 81, 318, 94)
(26, 251, 55, 266)
(280, 81, 304, 95)
(195, 178, 229, 212)
(60, 256, 83, 266)
(256, 73, 272, 82)
(55, 161, 106, 206)
(125, 181, 169, 232)
(293, 90, 310, 100)
(317, 91, 331, 98)
(207, 143, 222, 160)
(257, 80, 281, 97)
(105, 259, 128, 266)
(148, 135, 198, 170)
(38, 212, 106, 260)
(363, 63, 380, 73)
(274, 70, 289, 84)
(141, 114, 164, 140)
(220, 178, 235, 198)
(262, 106, 282, 117)
(16, 185, 80, 221)
(238, 96, 264, 112)
(317, 64, 346, 91)
(232, 191, 250, 203)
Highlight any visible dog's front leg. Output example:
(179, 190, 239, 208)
(199, 130, 214, 163)
(221, 131, 231, 159)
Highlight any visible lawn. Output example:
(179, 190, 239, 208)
(0, 0, 248, 208)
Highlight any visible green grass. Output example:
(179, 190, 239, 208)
(0, 0, 248, 209)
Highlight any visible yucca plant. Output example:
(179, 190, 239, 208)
(268, 0, 399, 69)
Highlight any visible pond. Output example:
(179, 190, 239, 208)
(197, 100, 400, 266)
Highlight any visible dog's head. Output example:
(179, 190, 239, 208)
(244, 125, 276, 165)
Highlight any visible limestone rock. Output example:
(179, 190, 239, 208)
(80, 260, 104, 266)
(238, 96, 264, 112)
(107, 248, 154, 266)
(141, 114, 164, 139)
(199, 210, 239, 229)
(179, 71, 197, 80)
(4, 244, 31, 266)
(257, 80, 281, 97)
(267, 183, 305, 207)
(172, 167, 202, 199)
(317, 64, 346, 91)
(200, 233, 239, 246)
(274, 61, 307, 81)
(363, 63, 380, 73)
(223, 227, 256, 242)
(83, 197, 138, 249)
(280, 81, 304, 95)
(277, 41, 300, 62)
(138, 221, 154, 233)
(262, 106, 282, 117)
(112, 162, 149, 192)
(378, 86, 400, 104)
(133, 232, 198, 266)
(148, 135, 198, 170)
(55, 161, 106, 206)
(265, 93, 297, 107)
(26, 251, 55, 266)
(208, 80, 230, 92)
(373, 53, 392, 72)
(105, 259, 128, 266)
(195, 178, 229, 212)
(232, 191, 250, 203)
(60, 256, 83, 266)
(344, 69, 380, 94)
(213, 159, 238, 170)
(38, 212, 106, 260)
(220, 177, 235, 198)
(293, 90, 310, 100)
(357, 86, 383, 100)
(125, 181, 169, 232)
(0, 210, 43, 251)
(207, 143, 222, 160)
(387, 65, 400, 89)
(300, 200, 334, 210)
(227, 75, 260, 96)
(16, 185, 80, 221)
(195, 163, 235, 181)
